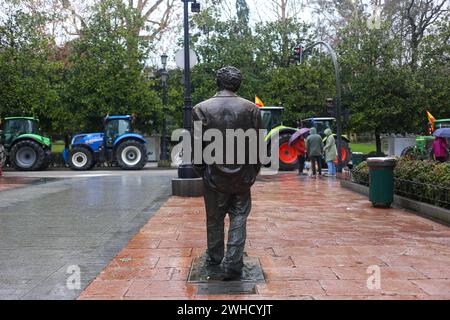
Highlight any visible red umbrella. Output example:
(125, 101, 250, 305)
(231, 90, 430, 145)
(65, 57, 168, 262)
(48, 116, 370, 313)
(289, 128, 310, 146)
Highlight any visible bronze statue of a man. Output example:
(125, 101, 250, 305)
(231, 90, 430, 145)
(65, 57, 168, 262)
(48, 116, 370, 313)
(192, 66, 262, 279)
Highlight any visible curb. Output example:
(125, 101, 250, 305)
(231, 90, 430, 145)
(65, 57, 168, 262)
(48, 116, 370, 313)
(340, 179, 450, 225)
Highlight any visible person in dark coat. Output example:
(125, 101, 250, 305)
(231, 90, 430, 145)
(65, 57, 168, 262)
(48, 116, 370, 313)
(293, 136, 306, 175)
(306, 127, 324, 177)
(192, 66, 262, 279)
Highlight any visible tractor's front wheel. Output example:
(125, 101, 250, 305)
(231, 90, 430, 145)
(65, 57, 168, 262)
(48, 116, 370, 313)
(0, 144, 6, 168)
(116, 140, 147, 170)
(38, 149, 52, 170)
(68, 147, 94, 171)
(278, 134, 298, 171)
(401, 146, 415, 160)
(10, 140, 47, 171)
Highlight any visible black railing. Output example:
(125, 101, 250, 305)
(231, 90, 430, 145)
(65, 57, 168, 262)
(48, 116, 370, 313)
(394, 178, 450, 210)
(349, 169, 450, 209)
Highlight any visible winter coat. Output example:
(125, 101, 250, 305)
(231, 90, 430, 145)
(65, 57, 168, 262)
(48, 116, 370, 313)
(433, 137, 448, 158)
(306, 127, 323, 157)
(293, 138, 306, 156)
(324, 128, 338, 162)
(192, 90, 262, 194)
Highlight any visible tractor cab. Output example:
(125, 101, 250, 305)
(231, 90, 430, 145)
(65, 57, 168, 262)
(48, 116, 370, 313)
(0, 117, 51, 171)
(301, 117, 336, 137)
(104, 115, 133, 148)
(67, 114, 147, 171)
(1, 117, 40, 148)
(301, 117, 352, 166)
(434, 119, 450, 129)
(260, 106, 284, 131)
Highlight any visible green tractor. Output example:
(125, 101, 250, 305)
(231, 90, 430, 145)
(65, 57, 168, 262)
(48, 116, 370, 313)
(401, 118, 450, 160)
(261, 106, 352, 170)
(0, 117, 52, 171)
(261, 106, 298, 171)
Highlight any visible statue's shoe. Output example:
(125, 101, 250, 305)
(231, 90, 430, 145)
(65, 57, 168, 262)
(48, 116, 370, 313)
(220, 266, 242, 281)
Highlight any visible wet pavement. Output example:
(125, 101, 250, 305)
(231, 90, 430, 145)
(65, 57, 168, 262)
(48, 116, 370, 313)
(0, 177, 49, 192)
(0, 170, 176, 299)
(79, 174, 450, 300)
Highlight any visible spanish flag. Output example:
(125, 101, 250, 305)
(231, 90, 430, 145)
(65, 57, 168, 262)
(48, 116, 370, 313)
(255, 96, 264, 107)
(427, 111, 436, 132)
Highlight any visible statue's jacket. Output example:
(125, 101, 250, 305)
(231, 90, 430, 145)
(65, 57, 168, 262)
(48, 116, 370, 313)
(192, 90, 262, 194)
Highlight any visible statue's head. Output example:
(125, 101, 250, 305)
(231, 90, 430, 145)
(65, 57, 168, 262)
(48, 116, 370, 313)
(216, 66, 242, 93)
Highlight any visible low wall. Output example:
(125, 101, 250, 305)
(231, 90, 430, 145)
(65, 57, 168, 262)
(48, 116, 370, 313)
(340, 179, 450, 225)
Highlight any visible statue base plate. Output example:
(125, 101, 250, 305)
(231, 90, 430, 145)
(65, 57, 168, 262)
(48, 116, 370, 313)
(188, 255, 265, 295)
(187, 255, 265, 283)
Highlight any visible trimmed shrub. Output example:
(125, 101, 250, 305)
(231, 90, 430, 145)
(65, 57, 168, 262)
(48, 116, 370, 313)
(351, 158, 450, 209)
(351, 161, 369, 186)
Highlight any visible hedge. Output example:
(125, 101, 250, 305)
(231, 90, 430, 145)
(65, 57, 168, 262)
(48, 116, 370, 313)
(351, 159, 450, 209)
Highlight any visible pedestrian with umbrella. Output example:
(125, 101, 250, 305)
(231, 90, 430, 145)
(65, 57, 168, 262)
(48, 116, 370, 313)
(433, 128, 450, 162)
(289, 128, 309, 175)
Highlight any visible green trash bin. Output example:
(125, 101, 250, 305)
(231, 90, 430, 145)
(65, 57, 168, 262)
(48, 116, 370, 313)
(367, 157, 396, 207)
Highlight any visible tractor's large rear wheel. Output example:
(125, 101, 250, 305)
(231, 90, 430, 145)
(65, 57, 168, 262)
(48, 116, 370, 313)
(278, 134, 298, 171)
(10, 140, 46, 171)
(68, 146, 94, 171)
(339, 140, 351, 166)
(116, 140, 147, 170)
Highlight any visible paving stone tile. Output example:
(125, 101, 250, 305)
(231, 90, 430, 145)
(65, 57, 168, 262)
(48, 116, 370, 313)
(411, 280, 450, 295)
(79, 280, 131, 299)
(331, 266, 427, 280)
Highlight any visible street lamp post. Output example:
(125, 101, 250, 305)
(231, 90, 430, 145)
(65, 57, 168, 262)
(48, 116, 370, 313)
(296, 41, 344, 173)
(178, 0, 200, 178)
(160, 54, 169, 161)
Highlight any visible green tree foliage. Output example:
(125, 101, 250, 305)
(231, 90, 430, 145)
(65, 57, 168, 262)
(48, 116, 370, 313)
(0, 9, 62, 133)
(339, 19, 420, 153)
(0, 0, 448, 145)
(181, 4, 335, 128)
(414, 17, 450, 122)
(60, 0, 161, 134)
(339, 14, 450, 154)
(0, 1, 162, 137)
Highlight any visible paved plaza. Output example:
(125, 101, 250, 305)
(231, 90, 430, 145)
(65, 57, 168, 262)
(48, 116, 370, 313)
(77, 174, 450, 300)
(0, 168, 176, 299)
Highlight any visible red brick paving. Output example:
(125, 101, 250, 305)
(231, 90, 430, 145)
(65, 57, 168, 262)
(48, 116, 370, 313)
(0, 176, 31, 191)
(79, 174, 450, 300)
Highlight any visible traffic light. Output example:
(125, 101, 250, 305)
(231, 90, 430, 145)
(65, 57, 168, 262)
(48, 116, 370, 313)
(191, 1, 200, 12)
(326, 98, 335, 117)
(293, 46, 303, 63)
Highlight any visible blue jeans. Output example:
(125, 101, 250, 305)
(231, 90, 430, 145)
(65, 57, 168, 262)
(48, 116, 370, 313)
(327, 161, 336, 175)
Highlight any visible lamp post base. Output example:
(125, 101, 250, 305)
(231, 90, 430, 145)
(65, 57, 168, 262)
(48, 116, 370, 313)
(178, 164, 198, 178)
(172, 177, 203, 197)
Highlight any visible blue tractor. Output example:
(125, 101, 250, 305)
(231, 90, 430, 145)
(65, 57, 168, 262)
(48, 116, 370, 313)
(66, 115, 148, 170)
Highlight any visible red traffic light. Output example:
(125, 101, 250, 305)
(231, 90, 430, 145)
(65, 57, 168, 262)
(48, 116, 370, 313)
(293, 46, 303, 63)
